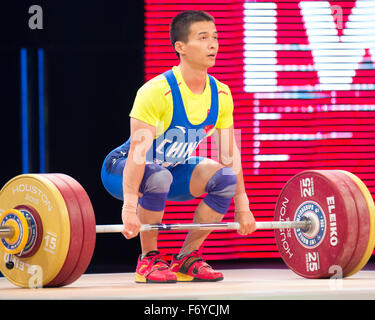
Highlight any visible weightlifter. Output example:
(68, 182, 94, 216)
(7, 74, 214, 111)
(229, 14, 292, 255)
(101, 10, 256, 283)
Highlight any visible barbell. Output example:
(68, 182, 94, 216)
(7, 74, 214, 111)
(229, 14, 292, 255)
(0, 169, 374, 287)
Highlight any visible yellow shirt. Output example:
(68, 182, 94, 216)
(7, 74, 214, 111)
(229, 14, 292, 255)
(129, 66, 234, 138)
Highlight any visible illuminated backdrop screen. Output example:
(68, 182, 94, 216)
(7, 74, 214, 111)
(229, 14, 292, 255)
(144, 0, 375, 260)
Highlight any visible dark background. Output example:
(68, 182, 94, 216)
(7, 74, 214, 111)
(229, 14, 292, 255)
(1, 1, 145, 272)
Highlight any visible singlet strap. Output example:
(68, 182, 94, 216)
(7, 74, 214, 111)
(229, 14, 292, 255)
(162, 69, 219, 128)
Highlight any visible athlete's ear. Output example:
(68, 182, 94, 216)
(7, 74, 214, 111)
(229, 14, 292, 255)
(174, 41, 186, 57)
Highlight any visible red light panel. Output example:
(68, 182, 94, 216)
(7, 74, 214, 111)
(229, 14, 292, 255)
(144, 0, 375, 260)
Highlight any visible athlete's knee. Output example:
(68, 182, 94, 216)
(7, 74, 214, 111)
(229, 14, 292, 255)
(138, 163, 173, 211)
(203, 167, 237, 214)
(140, 163, 173, 194)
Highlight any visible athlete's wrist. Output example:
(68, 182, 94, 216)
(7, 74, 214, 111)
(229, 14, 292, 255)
(122, 193, 139, 214)
(122, 208, 137, 215)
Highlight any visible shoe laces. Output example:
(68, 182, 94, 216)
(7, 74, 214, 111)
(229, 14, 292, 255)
(180, 250, 212, 272)
(145, 252, 170, 271)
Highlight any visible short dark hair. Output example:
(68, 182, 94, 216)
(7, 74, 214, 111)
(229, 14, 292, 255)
(170, 10, 215, 58)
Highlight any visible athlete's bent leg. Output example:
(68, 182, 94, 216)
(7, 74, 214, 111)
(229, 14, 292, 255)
(135, 163, 173, 255)
(101, 150, 176, 282)
(169, 158, 237, 281)
(135, 165, 176, 283)
(180, 159, 237, 255)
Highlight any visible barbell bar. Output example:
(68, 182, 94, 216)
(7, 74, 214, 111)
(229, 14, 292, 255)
(95, 220, 312, 233)
(0, 219, 312, 249)
(0, 227, 14, 239)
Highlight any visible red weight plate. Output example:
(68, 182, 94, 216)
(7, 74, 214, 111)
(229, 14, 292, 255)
(274, 170, 358, 279)
(52, 174, 96, 286)
(42, 174, 84, 287)
(330, 171, 370, 276)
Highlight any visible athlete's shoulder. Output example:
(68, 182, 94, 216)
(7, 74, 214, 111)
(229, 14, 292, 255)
(137, 72, 171, 97)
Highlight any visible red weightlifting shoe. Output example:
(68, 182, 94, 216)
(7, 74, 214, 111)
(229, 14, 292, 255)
(170, 250, 224, 282)
(135, 250, 177, 283)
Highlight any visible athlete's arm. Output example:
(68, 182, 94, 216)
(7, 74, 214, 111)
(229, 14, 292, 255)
(121, 117, 155, 239)
(214, 126, 256, 235)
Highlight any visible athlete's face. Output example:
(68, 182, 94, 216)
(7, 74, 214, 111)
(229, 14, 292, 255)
(176, 20, 219, 69)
